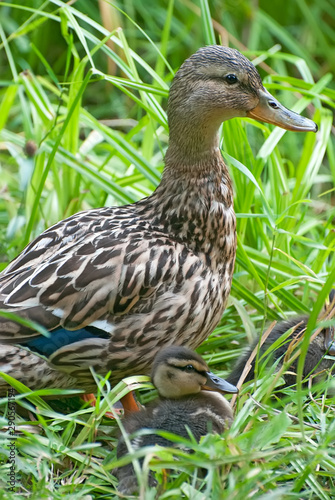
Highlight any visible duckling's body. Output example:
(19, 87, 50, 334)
(227, 292, 335, 387)
(115, 346, 237, 494)
(0, 46, 316, 396)
(117, 391, 232, 450)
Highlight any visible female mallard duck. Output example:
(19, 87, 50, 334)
(0, 46, 317, 406)
(227, 291, 335, 388)
(114, 346, 238, 494)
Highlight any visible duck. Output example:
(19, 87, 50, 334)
(0, 46, 317, 409)
(227, 290, 335, 388)
(114, 345, 238, 494)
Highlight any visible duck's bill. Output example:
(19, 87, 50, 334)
(202, 371, 238, 394)
(247, 88, 318, 132)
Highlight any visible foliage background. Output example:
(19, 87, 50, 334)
(0, 0, 334, 498)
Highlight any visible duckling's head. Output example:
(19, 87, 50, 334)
(151, 345, 238, 399)
(167, 45, 317, 160)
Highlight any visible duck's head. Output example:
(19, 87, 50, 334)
(151, 345, 238, 399)
(167, 45, 317, 160)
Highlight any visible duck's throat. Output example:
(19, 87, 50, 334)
(165, 124, 222, 171)
(147, 150, 236, 257)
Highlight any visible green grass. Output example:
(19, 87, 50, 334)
(0, 0, 334, 498)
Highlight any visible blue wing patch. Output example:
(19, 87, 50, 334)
(23, 327, 110, 357)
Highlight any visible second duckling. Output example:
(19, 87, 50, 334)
(114, 346, 238, 494)
(227, 291, 335, 388)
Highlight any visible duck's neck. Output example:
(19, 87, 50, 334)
(143, 143, 235, 258)
(166, 110, 224, 166)
(163, 131, 222, 177)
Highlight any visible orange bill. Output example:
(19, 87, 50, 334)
(247, 88, 318, 132)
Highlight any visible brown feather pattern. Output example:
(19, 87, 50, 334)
(0, 153, 235, 391)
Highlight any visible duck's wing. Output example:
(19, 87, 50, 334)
(0, 207, 191, 342)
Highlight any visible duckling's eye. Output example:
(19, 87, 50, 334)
(184, 364, 195, 372)
(225, 74, 238, 85)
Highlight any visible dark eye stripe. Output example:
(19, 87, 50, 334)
(198, 74, 239, 85)
(167, 362, 206, 376)
(183, 364, 195, 372)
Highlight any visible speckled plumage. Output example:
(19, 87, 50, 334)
(0, 158, 235, 392)
(0, 46, 317, 394)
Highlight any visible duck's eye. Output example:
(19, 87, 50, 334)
(184, 364, 195, 372)
(225, 74, 238, 85)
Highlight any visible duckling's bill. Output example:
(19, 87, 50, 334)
(247, 88, 318, 132)
(325, 325, 335, 355)
(203, 371, 238, 394)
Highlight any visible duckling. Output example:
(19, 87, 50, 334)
(227, 291, 335, 388)
(114, 346, 238, 494)
(0, 46, 316, 408)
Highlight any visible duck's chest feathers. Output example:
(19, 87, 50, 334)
(147, 166, 236, 273)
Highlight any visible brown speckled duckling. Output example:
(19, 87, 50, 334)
(114, 346, 237, 494)
(0, 46, 316, 409)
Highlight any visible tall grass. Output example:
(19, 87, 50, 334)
(0, 0, 334, 498)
